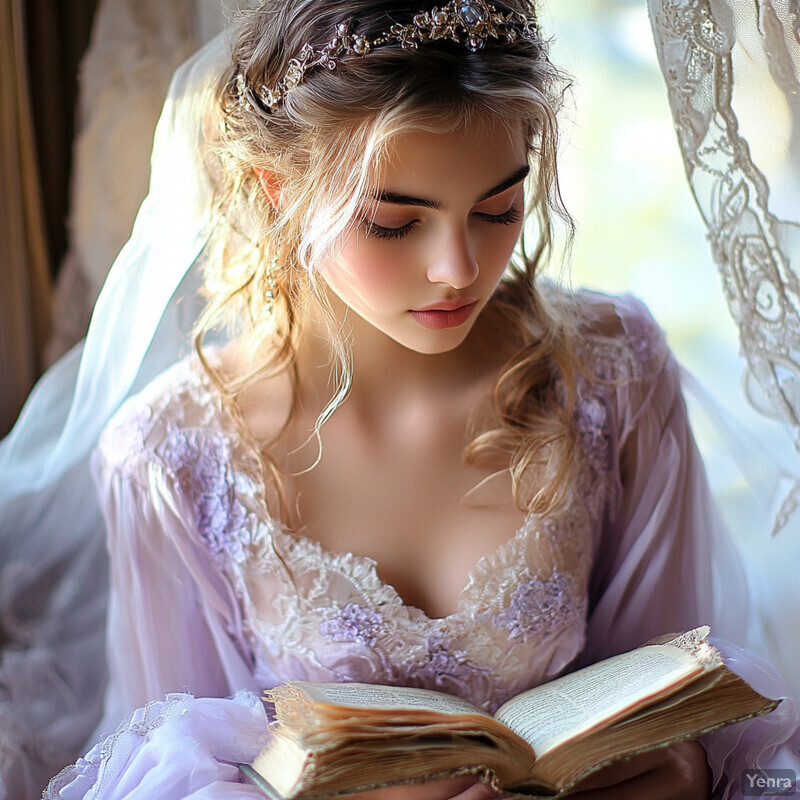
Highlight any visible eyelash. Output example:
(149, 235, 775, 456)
(364, 206, 523, 241)
(476, 207, 523, 226)
(365, 220, 419, 240)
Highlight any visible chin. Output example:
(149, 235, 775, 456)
(391, 327, 474, 356)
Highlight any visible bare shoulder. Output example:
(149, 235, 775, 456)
(215, 340, 295, 448)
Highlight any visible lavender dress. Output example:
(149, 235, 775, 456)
(45, 292, 800, 799)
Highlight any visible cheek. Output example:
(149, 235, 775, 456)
(322, 241, 411, 304)
(478, 224, 524, 275)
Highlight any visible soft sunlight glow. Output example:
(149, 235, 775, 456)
(541, 0, 800, 526)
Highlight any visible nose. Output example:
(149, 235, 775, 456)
(426, 224, 479, 290)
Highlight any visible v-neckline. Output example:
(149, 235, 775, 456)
(190, 353, 540, 623)
(266, 515, 539, 624)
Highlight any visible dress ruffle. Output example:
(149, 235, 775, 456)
(45, 692, 269, 800)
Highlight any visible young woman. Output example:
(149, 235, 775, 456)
(3, 1, 798, 798)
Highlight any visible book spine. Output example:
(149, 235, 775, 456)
(239, 764, 283, 799)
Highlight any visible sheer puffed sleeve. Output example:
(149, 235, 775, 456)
(42, 365, 271, 798)
(90, 366, 260, 732)
(575, 292, 800, 798)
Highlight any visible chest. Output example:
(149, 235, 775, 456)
(283, 421, 529, 620)
(152, 370, 608, 712)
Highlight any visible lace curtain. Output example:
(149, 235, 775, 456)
(649, 0, 800, 531)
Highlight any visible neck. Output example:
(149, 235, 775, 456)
(295, 292, 506, 418)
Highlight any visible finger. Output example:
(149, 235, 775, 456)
(350, 775, 483, 800)
(563, 772, 650, 800)
(447, 780, 502, 800)
(566, 751, 665, 792)
(563, 743, 710, 800)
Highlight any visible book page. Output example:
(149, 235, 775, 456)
(495, 645, 702, 755)
(297, 682, 490, 717)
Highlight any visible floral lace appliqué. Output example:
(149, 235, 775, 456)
(492, 572, 577, 642)
(320, 603, 384, 647)
(575, 391, 611, 470)
(417, 633, 475, 681)
(161, 428, 252, 564)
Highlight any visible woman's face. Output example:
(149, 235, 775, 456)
(319, 118, 529, 355)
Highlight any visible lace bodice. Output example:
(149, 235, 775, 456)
(94, 291, 670, 715)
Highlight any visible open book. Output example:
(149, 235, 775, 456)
(241, 627, 778, 799)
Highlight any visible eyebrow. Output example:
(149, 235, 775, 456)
(374, 164, 530, 209)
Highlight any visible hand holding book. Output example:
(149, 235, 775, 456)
(241, 628, 777, 799)
(331, 775, 498, 800)
(558, 740, 711, 799)
(283, 742, 711, 800)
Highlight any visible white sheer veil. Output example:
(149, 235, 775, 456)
(0, 33, 229, 796)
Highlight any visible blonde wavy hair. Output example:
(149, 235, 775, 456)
(197, 0, 582, 518)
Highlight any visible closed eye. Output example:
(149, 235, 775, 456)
(474, 206, 523, 225)
(363, 220, 420, 240)
(362, 204, 522, 240)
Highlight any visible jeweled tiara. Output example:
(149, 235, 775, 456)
(234, 0, 539, 112)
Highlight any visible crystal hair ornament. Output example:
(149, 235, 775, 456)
(234, 0, 539, 112)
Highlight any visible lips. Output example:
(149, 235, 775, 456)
(408, 298, 478, 330)
(414, 297, 477, 313)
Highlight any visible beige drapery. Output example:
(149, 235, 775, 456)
(0, 0, 51, 438)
